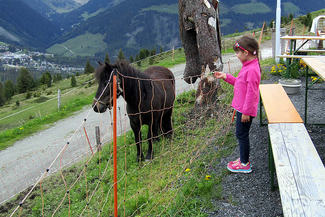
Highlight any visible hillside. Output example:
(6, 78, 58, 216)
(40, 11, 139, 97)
(48, 0, 178, 58)
(47, 0, 325, 58)
(50, 0, 126, 30)
(0, 0, 324, 58)
(21, 0, 82, 15)
(0, 0, 61, 49)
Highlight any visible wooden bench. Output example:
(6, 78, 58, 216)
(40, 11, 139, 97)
(259, 84, 303, 125)
(268, 123, 325, 216)
(259, 84, 325, 216)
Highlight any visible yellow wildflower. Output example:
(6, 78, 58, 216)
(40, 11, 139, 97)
(205, 175, 211, 180)
(185, 168, 191, 172)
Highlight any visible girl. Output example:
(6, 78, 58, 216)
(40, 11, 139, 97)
(214, 35, 261, 173)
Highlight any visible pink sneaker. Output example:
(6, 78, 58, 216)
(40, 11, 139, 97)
(229, 158, 240, 164)
(227, 159, 252, 173)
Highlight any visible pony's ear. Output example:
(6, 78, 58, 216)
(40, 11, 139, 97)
(105, 62, 113, 71)
(98, 61, 103, 65)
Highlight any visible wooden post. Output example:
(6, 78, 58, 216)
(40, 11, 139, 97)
(95, 126, 102, 151)
(258, 22, 266, 61)
(258, 22, 266, 45)
(57, 89, 61, 111)
(112, 69, 118, 217)
(172, 46, 175, 61)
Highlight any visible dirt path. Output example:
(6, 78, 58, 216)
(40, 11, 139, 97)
(0, 42, 273, 204)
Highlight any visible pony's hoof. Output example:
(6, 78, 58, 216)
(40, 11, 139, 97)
(145, 153, 154, 161)
(137, 155, 145, 162)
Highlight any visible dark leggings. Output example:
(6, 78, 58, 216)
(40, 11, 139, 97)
(235, 111, 253, 164)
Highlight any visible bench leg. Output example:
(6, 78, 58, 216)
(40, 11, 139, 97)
(260, 97, 262, 126)
(305, 66, 309, 125)
(259, 96, 266, 126)
(268, 132, 276, 191)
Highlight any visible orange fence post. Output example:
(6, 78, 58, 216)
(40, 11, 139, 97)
(112, 69, 118, 217)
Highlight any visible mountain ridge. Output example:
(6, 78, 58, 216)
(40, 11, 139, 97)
(0, 0, 324, 58)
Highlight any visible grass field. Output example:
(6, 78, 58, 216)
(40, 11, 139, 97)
(231, 2, 271, 15)
(0, 86, 238, 217)
(141, 3, 178, 15)
(46, 33, 107, 57)
(0, 73, 96, 150)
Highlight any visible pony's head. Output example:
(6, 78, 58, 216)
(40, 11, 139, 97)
(92, 61, 123, 113)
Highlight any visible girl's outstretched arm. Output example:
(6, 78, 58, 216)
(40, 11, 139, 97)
(213, 71, 226, 80)
(214, 71, 236, 85)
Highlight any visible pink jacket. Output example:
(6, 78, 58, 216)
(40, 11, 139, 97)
(224, 58, 261, 117)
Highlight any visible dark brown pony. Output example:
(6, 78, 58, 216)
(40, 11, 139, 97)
(93, 60, 175, 162)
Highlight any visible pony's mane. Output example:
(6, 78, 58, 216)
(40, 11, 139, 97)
(95, 63, 109, 82)
(114, 60, 149, 79)
(95, 60, 150, 84)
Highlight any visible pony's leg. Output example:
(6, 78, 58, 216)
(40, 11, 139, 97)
(146, 128, 153, 160)
(146, 120, 159, 160)
(132, 125, 144, 162)
(162, 109, 173, 138)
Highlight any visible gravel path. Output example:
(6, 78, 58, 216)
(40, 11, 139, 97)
(208, 71, 324, 216)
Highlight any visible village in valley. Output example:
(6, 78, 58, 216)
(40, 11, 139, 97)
(0, 42, 84, 77)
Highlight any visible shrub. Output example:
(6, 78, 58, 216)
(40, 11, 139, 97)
(71, 75, 77, 87)
(149, 57, 155, 65)
(33, 92, 41, 97)
(26, 92, 32, 99)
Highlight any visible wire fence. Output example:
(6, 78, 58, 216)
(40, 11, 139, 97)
(0, 23, 273, 216)
(0, 47, 181, 128)
(0, 61, 240, 216)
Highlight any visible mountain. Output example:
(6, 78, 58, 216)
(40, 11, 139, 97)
(21, 0, 82, 16)
(0, 0, 61, 49)
(19, 0, 56, 18)
(47, 0, 178, 58)
(49, 0, 124, 30)
(1, 0, 325, 59)
(47, 0, 325, 59)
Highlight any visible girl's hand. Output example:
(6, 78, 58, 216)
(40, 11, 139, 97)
(214, 71, 226, 80)
(241, 114, 251, 123)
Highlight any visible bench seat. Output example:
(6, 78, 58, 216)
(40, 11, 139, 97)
(268, 123, 325, 217)
(259, 84, 303, 124)
(277, 55, 324, 59)
(298, 49, 325, 53)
